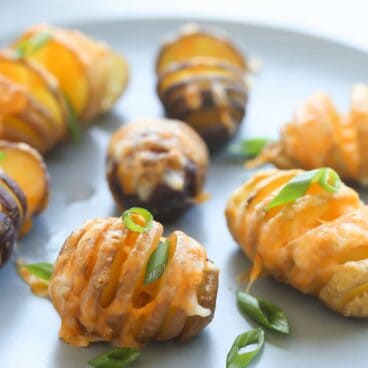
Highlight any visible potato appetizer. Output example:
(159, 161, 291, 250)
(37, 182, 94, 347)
(226, 168, 368, 317)
(0, 171, 27, 267)
(249, 84, 368, 186)
(49, 210, 219, 347)
(156, 24, 250, 150)
(106, 119, 209, 221)
(14, 23, 129, 123)
(0, 141, 49, 235)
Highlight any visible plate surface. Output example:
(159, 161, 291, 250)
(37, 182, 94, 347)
(1, 18, 368, 368)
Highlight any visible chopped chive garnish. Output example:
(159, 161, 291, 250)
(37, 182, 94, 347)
(144, 239, 170, 284)
(228, 138, 270, 158)
(63, 94, 81, 143)
(266, 167, 341, 211)
(88, 347, 140, 368)
(237, 291, 290, 334)
(14, 32, 51, 59)
(226, 328, 265, 368)
(121, 207, 153, 233)
(23, 262, 53, 281)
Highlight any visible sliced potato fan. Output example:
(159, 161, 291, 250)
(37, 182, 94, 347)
(156, 24, 250, 150)
(49, 216, 219, 348)
(14, 23, 129, 122)
(226, 169, 368, 317)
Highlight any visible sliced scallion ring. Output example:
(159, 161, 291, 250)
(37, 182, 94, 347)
(226, 328, 265, 368)
(237, 291, 290, 334)
(144, 239, 170, 284)
(121, 207, 153, 233)
(266, 167, 341, 211)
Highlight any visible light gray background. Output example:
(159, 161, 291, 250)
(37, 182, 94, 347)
(0, 5, 368, 368)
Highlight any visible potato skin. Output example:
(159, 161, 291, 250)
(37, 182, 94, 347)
(0, 171, 27, 267)
(49, 217, 219, 347)
(155, 25, 249, 150)
(0, 212, 16, 267)
(106, 119, 209, 221)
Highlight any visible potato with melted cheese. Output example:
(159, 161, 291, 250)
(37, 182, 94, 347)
(48, 215, 219, 347)
(226, 168, 368, 317)
(0, 171, 27, 267)
(156, 24, 250, 150)
(106, 119, 209, 221)
(14, 23, 129, 123)
(0, 141, 49, 235)
(249, 84, 368, 186)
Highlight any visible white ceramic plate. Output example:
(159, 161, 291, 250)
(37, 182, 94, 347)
(1, 18, 367, 368)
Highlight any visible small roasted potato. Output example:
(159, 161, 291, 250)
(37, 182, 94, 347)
(0, 141, 49, 235)
(14, 23, 129, 122)
(249, 85, 368, 186)
(106, 119, 209, 221)
(225, 168, 368, 317)
(0, 171, 27, 267)
(156, 24, 250, 150)
(49, 215, 219, 347)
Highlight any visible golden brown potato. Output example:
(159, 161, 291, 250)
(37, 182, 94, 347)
(0, 171, 27, 266)
(0, 141, 49, 235)
(225, 168, 368, 317)
(156, 24, 250, 150)
(249, 85, 368, 186)
(106, 119, 209, 221)
(0, 75, 61, 153)
(0, 50, 67, 146)
(49, 215, 219, 347)
(14, 23, 129, 122)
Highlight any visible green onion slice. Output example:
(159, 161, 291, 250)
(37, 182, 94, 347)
(63, 94, 81, 143)
(24, 262, 53, 281)
(228, 138, 270, 158)
(266, 167, 341, 211)
(88, 347, 140, 368)
(14, 32, 51, 59)
(226, 328, 265, 368)
(237, 291, 290, 334)
(121, 207, 153, 233)
(0, 152, 6, 161)
(144, 239, 170, 285)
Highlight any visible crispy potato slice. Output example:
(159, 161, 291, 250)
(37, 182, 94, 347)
(0, 75, 58, 153)
(157, 57, 246, 98)
(0, 50, 67, 142)
(15, 24, 129, 122)
(0, 141, 49, 235)
(156, 24, 247, 73)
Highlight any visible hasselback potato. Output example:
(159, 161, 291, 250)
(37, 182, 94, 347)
(0, 24, 129, 153)
(156, 24, 250, 150)
(249, 85, 368, 186)
(0, 171, 27, 267)
(226, 168, 368, 317)
(49, 214, 219, 348)
(106, 119, 209, 221)
(14, 24, 129, 123)
(0, 141, 49, 235)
